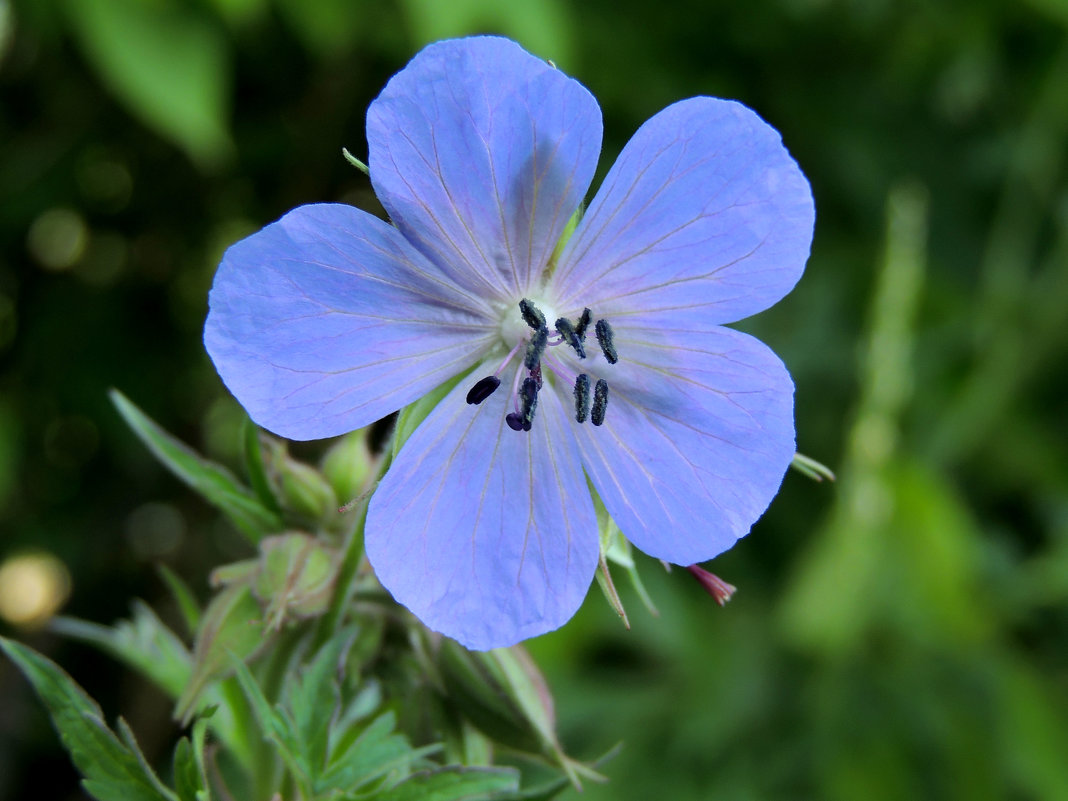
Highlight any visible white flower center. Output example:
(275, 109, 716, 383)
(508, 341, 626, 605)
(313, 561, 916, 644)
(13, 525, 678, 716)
(498, 296, 557, 351)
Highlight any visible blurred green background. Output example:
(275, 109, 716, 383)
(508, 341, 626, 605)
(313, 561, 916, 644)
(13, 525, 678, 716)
(2, 0, 1067, 798)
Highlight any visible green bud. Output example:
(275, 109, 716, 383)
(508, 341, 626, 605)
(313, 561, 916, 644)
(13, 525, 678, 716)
(252, 533, 338, 630)
(261, 438, 338, 522)
(321, 428, 376, 507)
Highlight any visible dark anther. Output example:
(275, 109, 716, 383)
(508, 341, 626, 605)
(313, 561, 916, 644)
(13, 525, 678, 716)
(519, 299, 546, 330)
(574, 373, 591, 423)
(595, 319, 618, 364)
(520, 376, 539, 429)
(591, 378, 609, 426)
(466, 375, 501, 405)
(555, 317, 586, 359)
(524, 326, 548, 370)
(505, 413, 525, 431)
(574, 307, 592, 339)
(531, 363, 543, 390)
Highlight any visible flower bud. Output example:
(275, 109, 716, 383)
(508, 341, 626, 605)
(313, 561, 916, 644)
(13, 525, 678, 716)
(253, 533, 338, 629)
(277, 453, 338, 521)
(320, 428, 376, 507)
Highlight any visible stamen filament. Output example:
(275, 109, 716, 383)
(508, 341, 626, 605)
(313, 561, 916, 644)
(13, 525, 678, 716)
(493, 339, 525, 378)
(541, 350, 579, 386)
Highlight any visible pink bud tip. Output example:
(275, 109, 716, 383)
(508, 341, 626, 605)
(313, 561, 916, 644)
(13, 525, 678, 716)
(686, 564, 737, 606)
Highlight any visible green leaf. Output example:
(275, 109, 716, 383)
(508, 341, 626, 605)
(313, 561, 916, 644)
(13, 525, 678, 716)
(110, 389, 283, 543)
(176, 584, 271, 723)
(172, 737, 205, 801)
(51, 601, 191, 699)
(229, 655, 309, 790)
(437, 643, 556, 757)
(375, 766, 520, 801)
(242, 418, 282, 518)
(156, 564, 201, 636)
(0, 636, 178, 801)
(64, 0, 233, 169)
(285, 630, 351, 773)
(320, 712, 439, 794)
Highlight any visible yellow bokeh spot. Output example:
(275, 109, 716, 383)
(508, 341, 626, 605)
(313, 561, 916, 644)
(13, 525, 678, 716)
(0, 552, 72, 627)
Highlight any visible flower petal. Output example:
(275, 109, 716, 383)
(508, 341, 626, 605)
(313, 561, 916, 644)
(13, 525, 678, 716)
(204, 203, 495, 440)
(366, 367, 599, 650)
(573, 326, 795, 565)
(553, 97, 814, 327)
(367, 36, 602, 299)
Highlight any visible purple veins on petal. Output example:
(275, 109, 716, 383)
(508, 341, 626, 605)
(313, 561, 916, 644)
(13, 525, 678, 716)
(365, 375, 599, 650)
(552, 97, 814, 330)
(204, 34, 814, 652)
(366, 36, 603, 300)
(203, 203, 494, 441)
(572, 327, 796, 567)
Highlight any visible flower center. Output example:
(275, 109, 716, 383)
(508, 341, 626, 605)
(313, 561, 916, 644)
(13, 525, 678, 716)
(466, 299, 619, 432)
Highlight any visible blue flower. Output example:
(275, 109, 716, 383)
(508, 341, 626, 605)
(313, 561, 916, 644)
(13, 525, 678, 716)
(204, 36, 814, 650)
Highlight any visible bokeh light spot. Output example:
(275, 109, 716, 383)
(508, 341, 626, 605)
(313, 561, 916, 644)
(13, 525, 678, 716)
(124, 502, 186, 560)
(27, 208, 89, 271)
(0, 552, 72, 627)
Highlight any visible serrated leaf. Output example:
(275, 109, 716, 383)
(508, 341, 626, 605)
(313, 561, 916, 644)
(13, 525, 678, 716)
(110, 389, 282, 543)
(286, 630, 351, 773)
(375, 766, 520, 801)
(319, 712, 439, 794)
(0, 636, 178, 801)
(65, 0, 233, 168)
(51, 601, 191, 699)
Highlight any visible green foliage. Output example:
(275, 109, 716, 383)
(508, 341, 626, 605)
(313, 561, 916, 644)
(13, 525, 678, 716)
(175, 583, 270, 723)
(3, 399, 586, 799)
(51, 601, 191, 698)
(64, 0, 233, 168)
(5, 1, 1068, 799)
(111, 390, 284, 543)
(0, 636, 178, 801)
